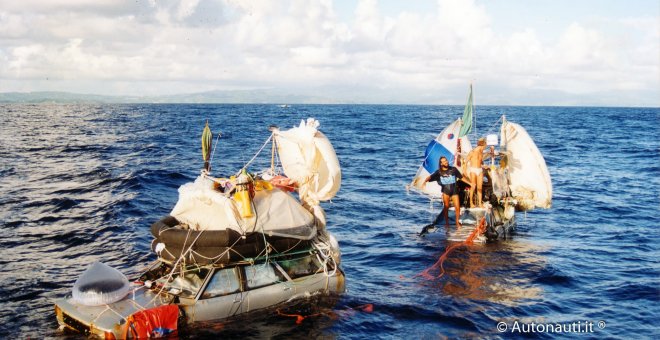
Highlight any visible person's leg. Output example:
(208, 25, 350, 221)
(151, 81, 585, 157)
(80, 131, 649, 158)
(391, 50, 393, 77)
(476, 171, 484, 207)
(452, 194, 462, 228)
(442, 193, 450, 226)
(468, 172, 476, 207)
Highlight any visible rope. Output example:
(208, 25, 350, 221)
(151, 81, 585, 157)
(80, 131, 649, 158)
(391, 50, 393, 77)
(147, 228, 207, 305)
(127, 296, 147, 311)
(239, 133, 273, 175)
(208, 131, 222, 173)
(482, 115, 504, 136)
(415, 217, 486, 280)
(276, 303, 373, 324)
(270, 135, 276, 173)
(312, 235, 338, 277)
(91, 305, 128, 325)
(186, 198, 260, 265)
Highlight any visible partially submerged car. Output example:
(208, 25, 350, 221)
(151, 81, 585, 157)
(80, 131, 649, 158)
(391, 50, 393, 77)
(55, 248, 345, 338)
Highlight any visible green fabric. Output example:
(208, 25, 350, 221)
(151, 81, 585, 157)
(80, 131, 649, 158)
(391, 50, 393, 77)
(458, 84, 473, 137)
(201, 121, 212, 161)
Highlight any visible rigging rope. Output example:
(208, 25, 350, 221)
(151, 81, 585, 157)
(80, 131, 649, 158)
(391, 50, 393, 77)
(209, 131, 222, 173)
(239, 133, 273, 175)
(483, 115, 505, 136)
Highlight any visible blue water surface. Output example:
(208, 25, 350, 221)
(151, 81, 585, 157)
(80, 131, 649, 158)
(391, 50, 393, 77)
(0, 103, 658, 339)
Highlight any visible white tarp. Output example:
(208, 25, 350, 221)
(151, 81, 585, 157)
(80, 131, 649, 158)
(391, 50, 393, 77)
(273, 118, 341, 206)
(500, 120, 552, 210)
(170, 176, 316, 239)
(250, 188, 316, 239)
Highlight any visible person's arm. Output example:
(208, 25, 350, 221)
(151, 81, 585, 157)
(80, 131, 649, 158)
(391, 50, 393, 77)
(455, 168, 472, 186)
(424, 171, 439, 185)
(459, 149, 471, 158)
(465, 150, 473, 166)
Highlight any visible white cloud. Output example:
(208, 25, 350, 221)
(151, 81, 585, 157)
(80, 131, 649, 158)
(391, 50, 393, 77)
(0, 0, 657, 106)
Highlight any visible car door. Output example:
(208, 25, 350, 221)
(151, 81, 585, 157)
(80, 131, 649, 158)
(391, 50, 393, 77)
(190, 267, 243, 322)
(241, 262, 291, 311)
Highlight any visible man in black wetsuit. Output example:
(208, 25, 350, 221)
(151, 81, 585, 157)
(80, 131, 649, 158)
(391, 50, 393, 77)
(423, 156, 464, 228)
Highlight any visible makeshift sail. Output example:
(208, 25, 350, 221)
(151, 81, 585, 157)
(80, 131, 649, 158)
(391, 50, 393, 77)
(272, 118, 341, 206)
(410, 119, 472, 198)
(500, 120, 552, 210)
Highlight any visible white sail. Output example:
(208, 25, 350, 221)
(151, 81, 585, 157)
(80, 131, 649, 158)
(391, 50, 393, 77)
(500, 120, 552, 210)
(273, 118, 341, 206)
(410, 119, 472, 198)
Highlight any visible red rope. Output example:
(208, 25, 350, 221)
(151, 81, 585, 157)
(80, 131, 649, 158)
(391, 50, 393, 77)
(276, 304, 374, 324)
(415, 217, 486, 280)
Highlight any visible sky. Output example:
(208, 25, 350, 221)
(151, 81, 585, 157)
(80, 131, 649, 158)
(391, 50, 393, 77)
(0, 0, 658, 106)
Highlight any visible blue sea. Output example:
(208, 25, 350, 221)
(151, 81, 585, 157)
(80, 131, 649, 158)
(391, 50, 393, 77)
(0, 103, 658, 339)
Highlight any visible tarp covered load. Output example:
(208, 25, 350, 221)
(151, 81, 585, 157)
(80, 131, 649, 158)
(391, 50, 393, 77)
(170, 176, 316, 240)
(500, 120, 552, 210)
(273, 118, 341, 206)
(410, 119, 472, 198)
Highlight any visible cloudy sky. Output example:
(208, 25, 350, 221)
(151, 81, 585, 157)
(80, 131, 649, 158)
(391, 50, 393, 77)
(1, 0, 658, 106)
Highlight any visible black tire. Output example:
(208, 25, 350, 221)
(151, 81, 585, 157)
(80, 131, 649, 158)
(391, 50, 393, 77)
(150, 215, 243, 248)
(151, 237, 313, 265)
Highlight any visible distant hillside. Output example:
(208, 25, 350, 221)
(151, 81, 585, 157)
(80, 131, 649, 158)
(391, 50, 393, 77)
(0, 91, 138, 104)
(0, 89, 346, 104)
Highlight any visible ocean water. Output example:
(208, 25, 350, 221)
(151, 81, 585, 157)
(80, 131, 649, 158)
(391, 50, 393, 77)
(0, 103, 658, 339)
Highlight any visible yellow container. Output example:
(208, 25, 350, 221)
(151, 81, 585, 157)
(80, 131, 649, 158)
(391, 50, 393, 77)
(233, 189, 254, 218)
(254, 180, 273, 191)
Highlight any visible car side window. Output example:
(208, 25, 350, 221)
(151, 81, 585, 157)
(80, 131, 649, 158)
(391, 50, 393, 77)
(276, 255, 322, 280)
(201, 268, 240, 299)
(244, 263, 286, 289)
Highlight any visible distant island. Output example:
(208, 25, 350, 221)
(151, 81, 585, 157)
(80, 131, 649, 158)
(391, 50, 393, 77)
(0, 85, 485, 105)
(2, 89, 655, 107)
(0, 89, 364, 105)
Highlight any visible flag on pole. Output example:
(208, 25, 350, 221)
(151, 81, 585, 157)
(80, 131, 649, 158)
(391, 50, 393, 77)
(458, 84, 473, 137)
(202, 121, 212, 171)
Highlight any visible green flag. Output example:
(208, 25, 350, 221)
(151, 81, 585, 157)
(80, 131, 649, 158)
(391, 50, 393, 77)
(202, 121, 212, 171)
(458, 84, 473, 137)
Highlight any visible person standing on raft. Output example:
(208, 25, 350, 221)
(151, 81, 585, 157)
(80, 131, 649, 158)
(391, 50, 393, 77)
(423, 156, 465, 228)
(466, 138, 487, 207)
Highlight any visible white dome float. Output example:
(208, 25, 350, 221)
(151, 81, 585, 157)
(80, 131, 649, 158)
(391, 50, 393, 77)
(71, 262, 130, 306)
